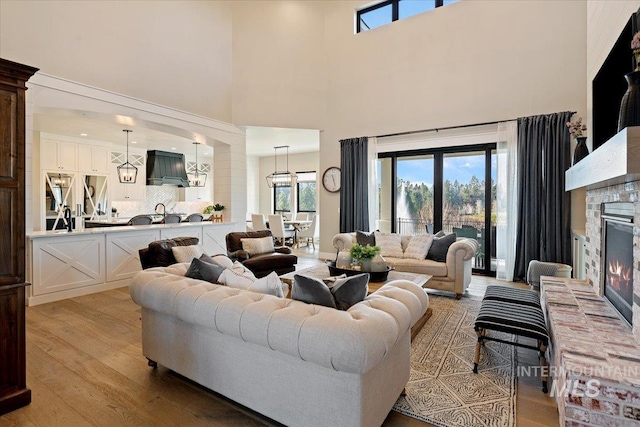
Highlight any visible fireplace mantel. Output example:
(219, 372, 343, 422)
(566, 126, 640, 191)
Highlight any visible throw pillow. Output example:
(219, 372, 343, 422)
(185, 258, 226, 284)
(292, 275, 337, 309)
(219, 269, 286, 297)
(374, 231, 404, 258)
(292, 273, 369, 310)
(241, 236, 275, 256)
(171, 244, 205, 263)
(356, 230, 376, 247)
(247, 272, 286, 298)
(331, 273, 369, 310)
(426, 233, 457, 262)
(404, 234, 434, 260)
(200, 253, 235, 269)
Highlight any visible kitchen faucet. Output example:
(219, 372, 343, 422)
(155, 203, 166, 218)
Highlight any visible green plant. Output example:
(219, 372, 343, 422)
(203, 206, 213, 214)
(213, 203, 225, 211)
(350, 243, 380, 261)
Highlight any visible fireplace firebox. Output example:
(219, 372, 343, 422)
(602, 202, 634, 326)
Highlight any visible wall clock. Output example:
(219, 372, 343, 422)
(322, 167, 341, 193)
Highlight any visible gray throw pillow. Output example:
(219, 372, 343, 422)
(356, 230, 376, 246)
(434, 230, 446, 238)
(292, 275, 337, 309)
(185, 258, 227, 284)
(332, 273, 369, 310)
(426, 233, 457, 262)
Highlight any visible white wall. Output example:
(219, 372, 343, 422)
(258, 151, 319, 215)
(231, 1, 326, 129)
(317, 0, 587, 254)
(246, 155, 261, 216)
(0, 0, 233, 122)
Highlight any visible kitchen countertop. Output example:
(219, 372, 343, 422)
(28, 221, 235, 239)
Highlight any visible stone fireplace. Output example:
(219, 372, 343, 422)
(584, 182, 640, 342)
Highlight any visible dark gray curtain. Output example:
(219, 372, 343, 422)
(340, 137, 369, 232)
(513, 112, 573, 281)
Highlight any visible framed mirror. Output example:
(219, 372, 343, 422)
(45, 172, 76, 230)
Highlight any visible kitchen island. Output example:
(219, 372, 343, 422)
(27, 221, 237, 306)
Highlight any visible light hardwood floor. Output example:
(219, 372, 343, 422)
(1, 248, 558, 427)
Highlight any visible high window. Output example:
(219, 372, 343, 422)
(357, 0, 457, 33)
(296, 171, 317, 213)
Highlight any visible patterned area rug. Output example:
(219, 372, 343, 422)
(393, 295, 516, 427)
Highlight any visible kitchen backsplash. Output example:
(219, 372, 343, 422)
(111, 186, 211, 217)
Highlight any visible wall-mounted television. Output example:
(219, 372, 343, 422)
(592, 9, 640, 150)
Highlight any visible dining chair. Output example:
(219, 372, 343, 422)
(251, 214, 268, 231)
(296, 214, 319, 250)
(294, 213, 309, 221)
(184, 213, 204, 222)
(268, 214, 295, 246)
(160, 214, 182, 224)
(127, 215, 153, 225)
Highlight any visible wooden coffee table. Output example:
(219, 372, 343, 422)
(280, 264, 433, 340)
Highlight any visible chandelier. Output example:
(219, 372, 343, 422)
(117, 129, 137, 184)
(187, 142, 207, 187)
(266, 145, 296, 188)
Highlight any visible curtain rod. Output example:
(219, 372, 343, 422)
(372, 111, 577, 139)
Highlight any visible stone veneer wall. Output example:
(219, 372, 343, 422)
(584, 180, 640, 343)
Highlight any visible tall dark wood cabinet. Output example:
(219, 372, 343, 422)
(0, 58, 38, 415)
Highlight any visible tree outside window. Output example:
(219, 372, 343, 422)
(297, 171, 317, 212)
(274, 186, 291, 213)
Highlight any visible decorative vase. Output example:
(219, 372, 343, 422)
(369, 253, 387, 272)
(360, 259, 372, 272)
(336, 250, 352, 269)
(618, 70, 640, 132)
(573, 137, 589, 165)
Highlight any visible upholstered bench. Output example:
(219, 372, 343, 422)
(473, 285, 549, 393)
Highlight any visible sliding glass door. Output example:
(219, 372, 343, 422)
(378, 145, 496, 275)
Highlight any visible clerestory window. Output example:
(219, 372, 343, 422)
(357, 0, 457, 33)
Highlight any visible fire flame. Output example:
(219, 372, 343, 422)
(608, 259, 632, 281)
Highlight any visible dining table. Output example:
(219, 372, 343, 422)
(248, 218, 312, 248)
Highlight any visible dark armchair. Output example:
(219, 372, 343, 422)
(139, 236, 200, 269)
(225, 230, 297, 278)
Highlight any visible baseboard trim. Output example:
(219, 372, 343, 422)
(27, 279, 130, 306)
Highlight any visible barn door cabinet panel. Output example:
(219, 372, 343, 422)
(0, 58, 38, 415)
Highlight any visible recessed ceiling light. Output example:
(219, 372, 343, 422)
(80, 133, 88, 136)
(131, 140, 138, 144)
(171, 147, 177, 150)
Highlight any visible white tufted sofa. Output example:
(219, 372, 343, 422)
(130, 263, 429, 427)
(333, 233, 478, 298)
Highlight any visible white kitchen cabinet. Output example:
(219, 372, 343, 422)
(41, 139, 78, 171)
(110, 149, 146, 201)
(78, 144, 109, 174)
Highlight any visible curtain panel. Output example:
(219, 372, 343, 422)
(340, 137, 370, 233)
(514, 112, 573, 281)
(496, 121, 518, 282)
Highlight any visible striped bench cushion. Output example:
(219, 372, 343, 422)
(475, 300, 548, 343)
(483, 285, 540, 308)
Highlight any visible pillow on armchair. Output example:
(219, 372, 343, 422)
(241, 236, 275, 256)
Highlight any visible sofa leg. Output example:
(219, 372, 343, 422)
(456, 293, 462, 300)
(147, 358, 158, 368)
(400, 388, 406, 397)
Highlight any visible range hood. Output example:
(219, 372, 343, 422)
(146, 150, 190, 187)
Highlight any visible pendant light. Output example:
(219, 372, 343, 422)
(117, 129, 137, 184)
(266, 145, 296, 188)
(187, 142, 207, 187)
